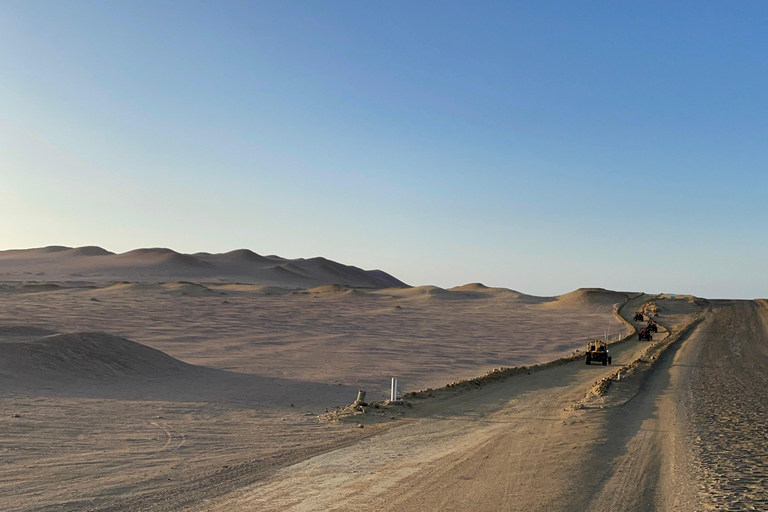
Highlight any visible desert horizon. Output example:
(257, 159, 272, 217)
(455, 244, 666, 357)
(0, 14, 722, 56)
(4, 2, 768, 510)
(3, 245, 761, 510)
(1, 244, 738, 300)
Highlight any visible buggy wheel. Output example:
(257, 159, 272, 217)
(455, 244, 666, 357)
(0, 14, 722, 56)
(602, 359, 607, 366)
(586, 356, 591, 365)
(608, 356, 612, 365)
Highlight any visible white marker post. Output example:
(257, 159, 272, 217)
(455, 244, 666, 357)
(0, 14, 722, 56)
(390, 377, 398, 402)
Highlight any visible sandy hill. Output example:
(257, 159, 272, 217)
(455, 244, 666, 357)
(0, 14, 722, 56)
(0, 331, 193, 380)
(448, 283, 552, 302)
(378, 283, 554, 303)
(538, 288, 630, 309)
(0, 326, 356, 405)
(0, 246, 407, 288)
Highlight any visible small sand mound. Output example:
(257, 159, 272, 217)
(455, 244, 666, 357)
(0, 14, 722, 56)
(221, 249, 273, 263)
(447, 283, 549, 301)
(540, 288, 629, 309)
(447, 283, 494, 299)
(208, 283, 295, 295)
(253, 285, 292, 295)
(395, 285, 454, 299)
(210, 284, 292, 295)
(160, 282, 212, 296)
(305, 284, 368, 298)
(0, 332, 192, 380)
(99, 282, 164, 293)
(449, 283, 546, 301)
(70, 246, 113, 256)
(100, 281, 213, 296)
(450, 283, 490, 291)
(307, 284, 353, 294)
(38, 246, 70, 253)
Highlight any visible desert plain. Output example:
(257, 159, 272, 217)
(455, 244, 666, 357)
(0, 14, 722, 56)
(1, 246, 766, 511)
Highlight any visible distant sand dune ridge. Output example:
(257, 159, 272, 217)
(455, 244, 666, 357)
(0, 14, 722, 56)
(538, 287, 630, 309)
(0, 246, 406, 288)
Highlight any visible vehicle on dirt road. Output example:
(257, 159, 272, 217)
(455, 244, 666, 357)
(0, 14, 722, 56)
(647, 320, 658, 333)
(633, 312, 644, 322)
(585, 340, 612, 366)
(638, 327, 653, 341)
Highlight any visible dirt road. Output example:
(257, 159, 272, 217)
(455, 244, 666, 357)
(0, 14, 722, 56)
(203, 297, 768, 511)
(688, 300, 768, 510)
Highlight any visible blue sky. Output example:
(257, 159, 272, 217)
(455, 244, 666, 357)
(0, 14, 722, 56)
(1, 1, 766, 297)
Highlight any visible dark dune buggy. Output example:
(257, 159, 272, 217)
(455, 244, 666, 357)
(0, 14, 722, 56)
(638, 327, 653, 341)
(585, 340, 612, 366)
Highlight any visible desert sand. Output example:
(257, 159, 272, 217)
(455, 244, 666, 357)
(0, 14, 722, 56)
(1, 247, 764, 511)
(0, 246, 407, 288)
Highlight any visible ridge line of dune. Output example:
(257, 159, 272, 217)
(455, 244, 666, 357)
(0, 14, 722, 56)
(0, 246, 409, 288)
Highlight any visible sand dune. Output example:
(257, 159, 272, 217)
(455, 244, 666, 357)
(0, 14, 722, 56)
(389, 285, 458, 299)
(116, 248, 211, 268)
(305, 284, 369, 297)
(385, 283, 553, 303)
(0, 246, 407, 288)
(195, 249, 274, 264)
(0, 326, 355, 407)
(537, 287, 630, 309)
(209, 283, 291, 295)
(448, 283, 551, 302)
(95, 282, 216, 296)
(70, 246, 114, 257)
(0, 331, 192, 380)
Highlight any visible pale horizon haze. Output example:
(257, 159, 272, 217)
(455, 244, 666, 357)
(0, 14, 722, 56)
(2, 1, 767, 298)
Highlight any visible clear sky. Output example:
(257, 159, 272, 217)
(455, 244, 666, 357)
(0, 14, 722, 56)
(1, 1, 766, 298)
